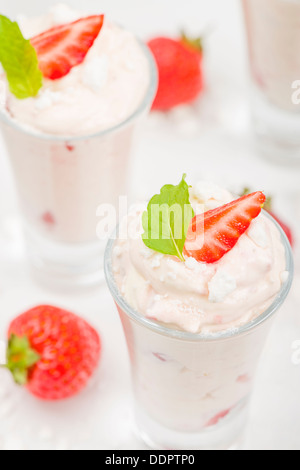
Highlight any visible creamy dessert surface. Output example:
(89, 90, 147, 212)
(0, 4, 150, 136)
(113, 182, 287, 334)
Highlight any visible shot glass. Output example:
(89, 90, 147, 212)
(242, 0, 300, 164)
(0, 41, 157, 288)
(104, 213, 293, 450)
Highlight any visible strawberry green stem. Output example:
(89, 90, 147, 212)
(181, 31, 203, 54)
(6, 334, 40, 385)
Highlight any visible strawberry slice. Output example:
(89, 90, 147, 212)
(184, 192, 266, 264)
(30, 15, 104, 80)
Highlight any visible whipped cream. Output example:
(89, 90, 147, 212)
(113, 182, 287, 334)
(0, 4, 150, 136)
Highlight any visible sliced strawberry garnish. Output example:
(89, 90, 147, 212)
(30, 15, 104, 80)
(184, 192, 266, 264)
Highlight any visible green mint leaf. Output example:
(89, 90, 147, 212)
(142, 175, 195, 261)
(0, 15, 43, 99)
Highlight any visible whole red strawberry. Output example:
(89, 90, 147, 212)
(6, 306, 101, 400)
(148, 33, 204, 110)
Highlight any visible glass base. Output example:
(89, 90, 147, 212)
(24, 224, 105, 290)
(251, 86, 300, 165)
(134, 400, 248, 451)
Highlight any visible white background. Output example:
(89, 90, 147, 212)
(0, 0, 300, 450)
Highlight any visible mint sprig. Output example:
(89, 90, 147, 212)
(0, 15, 43, 99)
(142, 175, 195, 261)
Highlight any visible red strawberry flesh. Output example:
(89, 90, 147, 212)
(7, 305, 101, 401)
(31, 15, 104, 80)
(184, 191, 266, 264)
(148, 37, 203, 111)
(41, 211, 55, 226)
(205, 408, 231, 428)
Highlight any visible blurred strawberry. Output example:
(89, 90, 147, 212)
(148, 33, 204, 110)
(6, 305, 101, 400)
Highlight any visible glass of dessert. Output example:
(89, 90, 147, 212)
(0, 4, 157, 287)
(105, 177, 293, 450)
(242, 0, 300, 164)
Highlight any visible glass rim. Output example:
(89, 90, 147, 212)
(0, 39, 158, 142)
(104, 210, 294, 342)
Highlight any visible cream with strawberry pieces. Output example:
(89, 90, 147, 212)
(108, 178, 291, 442)
(0, 4, 155, 271)
(113, 179, 287, 334)
(107, 178, 291, 443)
(0, 5, 151, 136)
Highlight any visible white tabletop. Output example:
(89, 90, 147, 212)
(0, 0, 300, 451)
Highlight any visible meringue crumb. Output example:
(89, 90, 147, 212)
(82, 56, 109, 93)
(208, 270, 237, 303)
(35, 90, 63, 110)
(150, 254, 163, 269)
(185, 257, 200, 271)
(185, 257, 206, 274)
